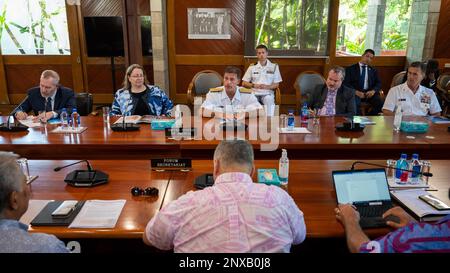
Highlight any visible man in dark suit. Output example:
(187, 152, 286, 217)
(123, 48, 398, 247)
(344, 49, 383, 115)
(15, 70, 75, 121)
(307, 66, 356, 116)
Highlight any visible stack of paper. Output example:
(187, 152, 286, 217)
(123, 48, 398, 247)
(69, 200, 126, 228)
(279, 127, 311, 134)
(390, 189, 449, 222)
(51, 126, 87, 134)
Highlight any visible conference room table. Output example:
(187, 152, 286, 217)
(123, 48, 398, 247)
(1, 115, 450, 160)
(26, 159, 450, 241)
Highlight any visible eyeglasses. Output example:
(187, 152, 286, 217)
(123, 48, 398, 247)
(131, 186, 159, 196)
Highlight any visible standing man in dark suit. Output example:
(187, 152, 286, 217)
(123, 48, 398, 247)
(307, 66, 356, 116)
(15, 70, 75, 122)
(344, 49, 383, 115)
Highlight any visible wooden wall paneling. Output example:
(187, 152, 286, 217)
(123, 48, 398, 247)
(176, 55, 243, 65)
(66, 3, 85, 93)
(434, 0, 450, 58)
(86, 63, 126, 94)
(81, 0, 122, 16)
(123, 0, 143, 66)
(7, 64, 74, 103)
(167, 0, 178, 100)
(138, 0, 151, 15)
(0, 53, 9, 104)
(2, 56, 71, 65)
(76, 3, 89, 93)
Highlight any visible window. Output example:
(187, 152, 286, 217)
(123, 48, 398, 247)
(336, 0, 411, 56)
(0, 0, 70, 55)
(245, 0, 331, 56)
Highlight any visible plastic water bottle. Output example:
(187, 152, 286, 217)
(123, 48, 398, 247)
(279, 149, 289, 189)
(301, 102, 309, 126)
(60, 108, 68, 129)
(393, 104, 402, 132)
(71, 108, 80, 128)
(395, 153, 409, 183)
(287, 109, 295, 131)
(409, 154, 422, 183)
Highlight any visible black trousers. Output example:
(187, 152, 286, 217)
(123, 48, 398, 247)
(355, 92, 384, 116)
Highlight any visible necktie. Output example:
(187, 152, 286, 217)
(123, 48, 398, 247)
(45, 97, 52, 112)
(360, 65, 366, 91)
(325, 89, 336, 116)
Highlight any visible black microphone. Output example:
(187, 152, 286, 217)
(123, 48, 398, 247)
(351, 161, 433, 177)
(54, 160, 108, 187)
(54, 160, 93, 172)
(0, 95, 29, 132)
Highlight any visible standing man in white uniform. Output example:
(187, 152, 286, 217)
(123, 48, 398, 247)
(383, 62, 441, 116)
(201, 66, 262, 118)
(242, 44, 282, 116)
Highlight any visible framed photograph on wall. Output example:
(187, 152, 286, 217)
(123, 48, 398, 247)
(187, 8, 231, 39)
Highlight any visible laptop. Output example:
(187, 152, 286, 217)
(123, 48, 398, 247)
(332, 168, 394, 228)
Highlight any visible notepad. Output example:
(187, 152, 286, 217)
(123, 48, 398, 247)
(390, 189, 450, 222)
(69, 200, 126, 228)
(278, 127, 311, 134)
(50, 126, 87, 134)
(113, 115, 158, 124)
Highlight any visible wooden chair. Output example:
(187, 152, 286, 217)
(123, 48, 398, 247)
(187, 70, 223, 106)
(390, 71, 407, 88)
(293, 71, 326, 112)
(436, 72, 450, 116)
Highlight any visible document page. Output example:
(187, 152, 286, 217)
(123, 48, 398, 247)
(69, 200, 126, 228)
(20, 200, 53, 226)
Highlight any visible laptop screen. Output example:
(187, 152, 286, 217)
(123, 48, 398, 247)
(332, 169, 391, 204)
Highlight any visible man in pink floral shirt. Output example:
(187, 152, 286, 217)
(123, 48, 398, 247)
(143, 140, 306, 252)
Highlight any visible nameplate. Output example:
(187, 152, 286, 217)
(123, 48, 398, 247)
(165, 128, 197, 140)
(151, 158, 192, 171)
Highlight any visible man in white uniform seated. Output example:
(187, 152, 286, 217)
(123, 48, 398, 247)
(242, 44, 282, 116)
(383, 61, 441, 116)
(201, 66, 263, 119)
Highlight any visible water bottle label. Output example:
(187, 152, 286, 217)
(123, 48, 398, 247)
(287, 117, 295, 127)
(411, 165, 421, 178)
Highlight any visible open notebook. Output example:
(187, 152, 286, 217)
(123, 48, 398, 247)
(390, 189, 450, 222)
(113, 115, 158, 124)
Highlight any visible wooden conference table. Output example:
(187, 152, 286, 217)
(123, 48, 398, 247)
(27, 159, 450, 240)
(1, 115, 449, 160)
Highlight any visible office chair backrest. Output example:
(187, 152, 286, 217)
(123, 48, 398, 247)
(390, 71, 406, 88)
(193, 71, 223, 96)
(437, 73, 450, 92)
(294, 71, 325, 110)
(75, 92, 93, 116)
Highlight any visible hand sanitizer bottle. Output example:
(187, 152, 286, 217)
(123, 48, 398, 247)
(279, 149, 289, 189)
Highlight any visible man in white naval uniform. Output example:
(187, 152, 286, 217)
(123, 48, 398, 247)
(242, 44, 282, 116)
(201, 66, 262, 119)
(383, 61, 441, 116)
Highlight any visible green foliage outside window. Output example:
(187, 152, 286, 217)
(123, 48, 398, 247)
(255, 0, 330, 55)
(337, 0, 411, 56)
(0, 0, 70, 55)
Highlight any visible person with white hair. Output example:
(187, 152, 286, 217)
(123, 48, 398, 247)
(0, 152, 68, 253)
(144, 140, 306, 252)
(14, 69, 75, 122)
